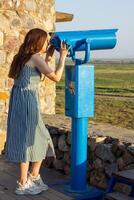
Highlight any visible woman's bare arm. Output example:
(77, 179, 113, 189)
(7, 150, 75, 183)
(45, 45, 55, 64)
(32, 42, 68, 82)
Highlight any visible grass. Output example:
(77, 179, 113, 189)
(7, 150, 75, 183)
(94, 97, 134, 129)
(95, 63, 134, 96)
(56, 62, 134, 130)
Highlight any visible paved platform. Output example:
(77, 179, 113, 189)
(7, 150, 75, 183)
(0, 155, 73, 200)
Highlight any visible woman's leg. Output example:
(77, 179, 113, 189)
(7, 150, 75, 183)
(19, 162, 29, 185)
(30, 160, 42, 177)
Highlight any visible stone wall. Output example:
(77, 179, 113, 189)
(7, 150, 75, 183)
(43, 125, 134, 193)
(0, 0, 56, 134)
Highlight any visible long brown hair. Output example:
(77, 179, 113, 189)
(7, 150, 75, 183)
(8, 28, 48, 79)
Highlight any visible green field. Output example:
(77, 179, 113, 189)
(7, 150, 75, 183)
(95, 63, 134, 96)
(56, 63, 134, 129)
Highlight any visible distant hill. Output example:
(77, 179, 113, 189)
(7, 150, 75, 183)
(90, 58, 134, 64)
(55, 57, 134, 64)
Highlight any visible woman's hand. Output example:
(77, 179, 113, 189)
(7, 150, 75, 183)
(60, 41, 69, 60)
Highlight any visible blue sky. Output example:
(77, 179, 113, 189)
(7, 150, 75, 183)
(56, 0, 134, 59)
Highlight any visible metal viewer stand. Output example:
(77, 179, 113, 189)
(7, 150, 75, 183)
(50, 29, 118, 200)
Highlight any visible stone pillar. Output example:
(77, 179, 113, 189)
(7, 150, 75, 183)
(0, 0, 56, 135)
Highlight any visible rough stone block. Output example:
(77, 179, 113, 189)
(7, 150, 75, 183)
(0, 92, 9, 101)
(0, 67, 8, 78)
(4, 36, 20, 52)
(0, 101, 5, 113)
(0, 79, 6, 89)
(0, 0, 13, 10)
(0, 31, 4, 46)
(0, 134, 6, 155)
(0, 14, 10, 31)
(95, 144, 115, 163)
(24, 0, 37, 11)
(0, 51, 6, 65)
(5, 78, 14, 89)
(58, 135, 69, 152)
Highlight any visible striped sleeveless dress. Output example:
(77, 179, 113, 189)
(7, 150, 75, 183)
(5, 64, 55, 163)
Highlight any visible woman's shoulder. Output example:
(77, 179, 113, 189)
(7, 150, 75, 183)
(26, 53, 43, 67)
(24, 54, 41, 68)
(32, 53, 45, 59)
(31, 53, 45, 64)
(31, 53, 54, 75)
(31, 53, 41, 61)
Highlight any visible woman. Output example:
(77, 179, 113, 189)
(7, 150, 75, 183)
(5, 28, 68, 195)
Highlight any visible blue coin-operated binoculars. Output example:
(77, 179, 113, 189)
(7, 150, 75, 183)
(51, 29, 118, 199)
